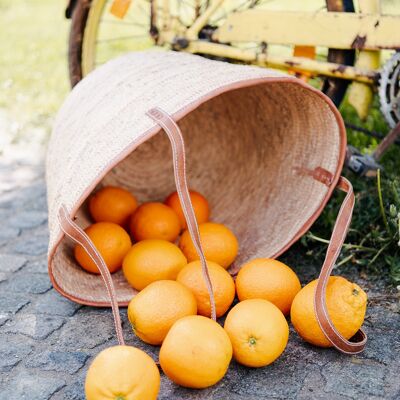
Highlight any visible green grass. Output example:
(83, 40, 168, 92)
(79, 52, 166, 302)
(0, 0, 69, 148)
(1, 0, 399, 282)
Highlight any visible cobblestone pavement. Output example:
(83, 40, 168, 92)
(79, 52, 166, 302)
(0, 151, 399, 400)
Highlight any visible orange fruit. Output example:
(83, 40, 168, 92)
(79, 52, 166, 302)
(224, 299, 289, 367)
(130, 202, 180, 242)
(165, 189, 210, 229)
(127, 280, 197, 345)
(160, 315, 232, 389)
(291, 276, 367, 347)
(235, 258, 301, 315)
(179, 222, 238, 268)
(85, 345, 160, 400)
(122, 239, 187, 290)
(177, 260, 235, 318)
(89, 186, 137, 227)
(74, 222, 132, 274)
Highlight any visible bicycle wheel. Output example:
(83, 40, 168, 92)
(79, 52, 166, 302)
(68, 0, 355, 108)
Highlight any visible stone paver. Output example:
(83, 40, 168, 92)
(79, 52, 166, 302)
(1, 371, 66, 400)
(25, 350, 89, 374)
(0, 154, 399, 400)
(0, 270, 52, 294)
(0, 334, 34, 372)
(0, 254, 26, 272)
(2, 313, 66, 340)
(23, 258, 48, 274)
(0, 293, 31, 314)
(6, 210, 48, 230)
(33, 289, 82, 317)
(0, 227, 21, 246)
(9, 231, 49, 256)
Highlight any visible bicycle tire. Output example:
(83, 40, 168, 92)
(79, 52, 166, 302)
(68, 0, 355, 108)
(69, 0, 91, 87)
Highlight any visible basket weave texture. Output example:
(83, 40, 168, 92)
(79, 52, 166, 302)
(46, 51, 345, 306)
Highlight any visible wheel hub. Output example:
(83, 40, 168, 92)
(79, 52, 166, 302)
(379, 52, 400, 128)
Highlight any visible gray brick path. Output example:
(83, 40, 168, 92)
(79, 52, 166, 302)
(0, 153, 399, 400)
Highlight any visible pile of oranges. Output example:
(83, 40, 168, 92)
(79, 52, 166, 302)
(80, 186, 368, 400)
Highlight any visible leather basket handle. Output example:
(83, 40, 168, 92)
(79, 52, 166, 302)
(57, 107, 365, 354)
(58, 205, 125, 346)
(147, 108, 216, 321)
(314, 176, 367, 354)
(57, 107, 216, 346)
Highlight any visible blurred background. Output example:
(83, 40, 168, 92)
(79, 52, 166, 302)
(0, 1, 68, 160)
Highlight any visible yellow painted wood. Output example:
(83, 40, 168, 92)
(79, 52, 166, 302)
(184, 41, 376, 84)
(186, 0, 224, 40)
(214, 10, 400, 50)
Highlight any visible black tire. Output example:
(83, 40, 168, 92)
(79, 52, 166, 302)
(68, 0, 91, 87)
(68, 0, 356, 108)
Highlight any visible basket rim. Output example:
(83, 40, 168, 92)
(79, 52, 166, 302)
(48, 74, 346, 307)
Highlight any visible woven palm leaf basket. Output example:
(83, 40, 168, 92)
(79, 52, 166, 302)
(46, 51, 366, 354)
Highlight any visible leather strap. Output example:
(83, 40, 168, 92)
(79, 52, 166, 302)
(57, 107, 216, 332)
(314, 176, 367, 354)
(147, 107, 217, 321)
(56, 110, 365, 353)
(58, 205, 125, 345)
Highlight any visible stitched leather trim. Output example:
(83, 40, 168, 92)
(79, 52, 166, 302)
(48, 76, 347, 307)
(313, 177, 367, 354)
(293, 166, 334, 186)
(58, 205, 125, 345)
(146, 107, 217, 321)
